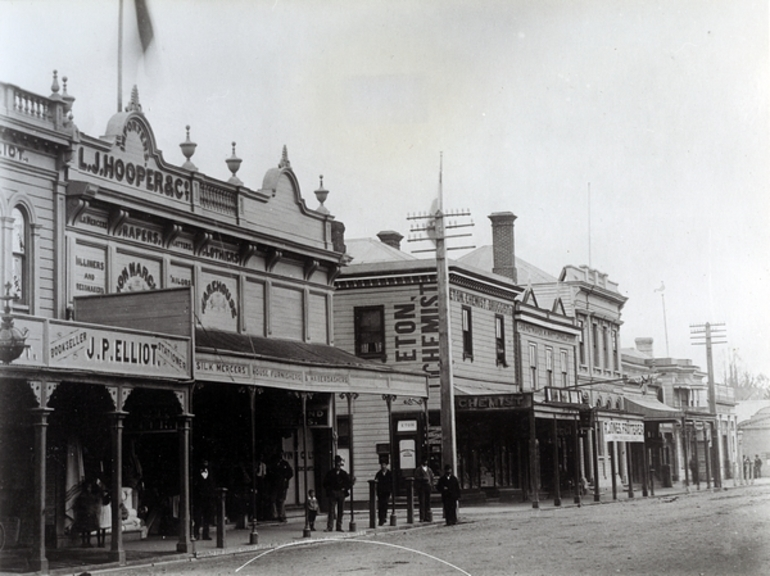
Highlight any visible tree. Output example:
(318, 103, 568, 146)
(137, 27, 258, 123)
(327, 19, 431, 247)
(723, 350, 770, 401)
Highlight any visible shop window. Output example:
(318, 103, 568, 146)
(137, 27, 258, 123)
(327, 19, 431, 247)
(11, 206, 29, 306)
(354, 306, 385, 359)
(462, 306, 473, 360)
(495, 314, 506, 366)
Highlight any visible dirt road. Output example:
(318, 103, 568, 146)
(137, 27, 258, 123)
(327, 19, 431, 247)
(84, 483, 770, 576)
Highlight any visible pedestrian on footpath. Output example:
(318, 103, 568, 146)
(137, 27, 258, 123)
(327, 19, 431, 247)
(754, 455, 763, 479)
(744, 455, 753, 484)
(374, 459, 393, 526)
(414, 458, 435, 522)
(323, 455, 351, 532)
(305, 489, 320, 531)
(436, 465, 461, 526)
(272, 454, 294, 522)
(193, 460, 216, 540)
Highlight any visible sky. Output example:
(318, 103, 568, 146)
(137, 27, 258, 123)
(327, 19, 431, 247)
(1, 0, 768, 379)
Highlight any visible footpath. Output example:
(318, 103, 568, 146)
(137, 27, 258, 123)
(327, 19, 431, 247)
(2, 477, 766, 576)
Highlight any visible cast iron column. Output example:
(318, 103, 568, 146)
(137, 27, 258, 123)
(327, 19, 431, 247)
(110, 410, 128, 564)
(30, 407, 52, 574)
(552, 417, 561, 506)
(177, 413, 193, 553)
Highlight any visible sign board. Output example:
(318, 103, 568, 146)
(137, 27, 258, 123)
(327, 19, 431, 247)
(455, 393, 531, 411)
(7, 316, 190, 379)
(602, 419, 644, 443)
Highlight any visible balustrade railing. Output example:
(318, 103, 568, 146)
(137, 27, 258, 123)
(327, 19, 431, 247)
(199, 181, 238, 217)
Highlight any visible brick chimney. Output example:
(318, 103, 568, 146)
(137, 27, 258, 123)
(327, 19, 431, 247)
(377, 230, 404, 251)
(488, 212, 517, 282)
(635, 337, 654, 357)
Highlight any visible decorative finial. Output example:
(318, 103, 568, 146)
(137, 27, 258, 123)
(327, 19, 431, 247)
(314, 174, 330, 215)
(226, 141, 243, 185)
(61, 76, 75, 112)
(125, 85, 142, 112)
(180, 125, 198, 171)
(50, 70, 61, 99)
(279, 145, 291, 169)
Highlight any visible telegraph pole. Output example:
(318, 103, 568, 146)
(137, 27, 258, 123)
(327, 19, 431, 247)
(408, 153, 474, 473)
(691, 322, 727, 488)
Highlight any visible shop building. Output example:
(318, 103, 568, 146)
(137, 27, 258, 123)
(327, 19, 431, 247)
(622, 338, 737, 489)
(0, 74, 426, 571)
(335, 213, 586, 506)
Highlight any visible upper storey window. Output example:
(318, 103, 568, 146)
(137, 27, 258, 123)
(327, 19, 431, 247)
(354, 306, 385, 359)
(462, 306, 473, 360)
(11, 206, 29, 306)
(495, 314, 507, 367)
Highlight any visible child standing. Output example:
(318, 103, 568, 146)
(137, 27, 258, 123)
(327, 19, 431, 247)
(306, 489, 320, 531)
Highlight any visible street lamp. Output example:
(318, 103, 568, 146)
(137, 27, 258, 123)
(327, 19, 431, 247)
(0, 282, 28, 364)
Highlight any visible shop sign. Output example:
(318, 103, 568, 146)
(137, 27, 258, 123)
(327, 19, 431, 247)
(602, 419, 644, 443)
(4, 318, 190, 379)
(397, 420, 418, 432)
(455, 394, 530, 411)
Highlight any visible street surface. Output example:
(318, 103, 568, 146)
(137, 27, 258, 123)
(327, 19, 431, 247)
(78, 482, 770, 576)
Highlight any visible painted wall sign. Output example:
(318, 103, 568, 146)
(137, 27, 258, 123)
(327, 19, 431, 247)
(602, 419, 644, 443)
(11, 319, 193, 378)
(455, 394, 530, 411)
(393, 283, 440, 375)
(169, 264, 193, 288)
(77, 147, 192, 204)
(0, 142, 28, 162)
(449, 288, 514, 315)
(48, 325, 190, 378)
(113, 253, 161, 292)
(73, 243, 107, 296)
(519, 323, 576, 342)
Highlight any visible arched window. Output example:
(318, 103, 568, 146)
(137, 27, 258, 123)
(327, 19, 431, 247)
(11, 206, 29, 305)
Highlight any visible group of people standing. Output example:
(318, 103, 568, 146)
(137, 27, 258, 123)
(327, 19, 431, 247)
(193, 452, 462, 538)
(193, 453, 295, 540)
(743, 454, 763, 483)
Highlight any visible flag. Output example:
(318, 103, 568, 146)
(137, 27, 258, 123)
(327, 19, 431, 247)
(134, 0, 154, 52)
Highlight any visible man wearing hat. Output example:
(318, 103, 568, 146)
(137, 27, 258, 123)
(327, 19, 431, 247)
(323, 455, 352, 531)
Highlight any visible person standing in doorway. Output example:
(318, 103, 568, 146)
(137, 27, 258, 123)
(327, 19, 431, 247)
(323, 455, 351, 532)
(374, 459, 393, 526)
(414, 458, 434, 522)
(436, 465, 461, 526)
(193, 460, 216, 540)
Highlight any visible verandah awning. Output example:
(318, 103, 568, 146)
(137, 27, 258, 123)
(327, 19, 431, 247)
(625, 395, 683, 421)
(194, 329, 428, 398)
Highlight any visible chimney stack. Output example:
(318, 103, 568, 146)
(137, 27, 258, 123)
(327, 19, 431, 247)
(488, 212, 517, 282)
(635, 337, 654, 357)
(377, 230, 404, 251)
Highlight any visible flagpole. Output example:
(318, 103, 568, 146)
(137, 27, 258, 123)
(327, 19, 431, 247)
(118, 0, 124, 112)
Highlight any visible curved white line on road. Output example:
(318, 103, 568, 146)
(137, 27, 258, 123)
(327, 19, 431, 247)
(235, 537, 472, 575)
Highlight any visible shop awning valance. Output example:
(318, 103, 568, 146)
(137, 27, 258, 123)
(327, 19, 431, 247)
(625, 395, 682, 421)
(194, 329, 428, 397)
